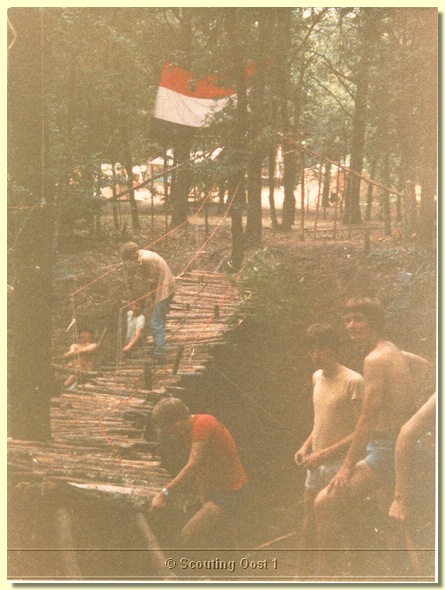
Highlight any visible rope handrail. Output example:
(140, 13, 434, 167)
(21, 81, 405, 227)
(104, 145, 225, 202)
(278, 132, 405, 199)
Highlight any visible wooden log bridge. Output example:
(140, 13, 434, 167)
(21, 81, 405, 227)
(8, 271, 243, 579)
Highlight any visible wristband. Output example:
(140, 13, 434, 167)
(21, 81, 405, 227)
(161, 487, 169, 498)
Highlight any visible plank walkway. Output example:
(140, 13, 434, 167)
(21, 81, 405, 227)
(8, 270, 242, 505)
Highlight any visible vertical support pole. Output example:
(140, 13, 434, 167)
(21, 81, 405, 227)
(205, 197, 209, 236)
(314, 161, 322, 239)
(163, 146, 169, 232)
(150, 181, 154, 234)
(144, 363, 153, 390)
(333, 163, 340, 239)
(172, 345, 185, 375)
(54, 507, 82, 578)
(300, 150, 305, 241)
(364, 227, 370, 255)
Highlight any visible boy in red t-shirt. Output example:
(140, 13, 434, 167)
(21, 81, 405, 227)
(151, 397, 248, 547)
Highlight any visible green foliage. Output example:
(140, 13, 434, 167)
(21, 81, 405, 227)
(238, 243, 435, 360)
(238, 248, 314, 326)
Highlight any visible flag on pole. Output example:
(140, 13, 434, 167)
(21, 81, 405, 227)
(151, 63, 236, 143)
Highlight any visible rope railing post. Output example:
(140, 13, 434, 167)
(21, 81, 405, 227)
(300, 150, 305, 240)
(333, 162, 340, 239)
(150, 181, 154, 234)
(314, 161, 322, 239)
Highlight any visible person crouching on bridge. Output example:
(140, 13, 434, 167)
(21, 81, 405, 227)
(122, 300, 146, 356)
(121, 242, 176, 365)
(151, 397, 248, 548)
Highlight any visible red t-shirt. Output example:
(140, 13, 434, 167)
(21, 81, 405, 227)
(189, 414, 247, 494)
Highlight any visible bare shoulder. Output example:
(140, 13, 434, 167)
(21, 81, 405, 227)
(364, 340, 400, 369)
(401, 350, 430, 368)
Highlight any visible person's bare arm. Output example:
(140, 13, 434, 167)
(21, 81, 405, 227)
(122, 326, 143, 353)
(304, 433, 353, 468)
(151, 441, 208, 509)
(401, 351, 430, 392)
(326, 356, 384, 492)
(389, 392, 436, 521)
(295, 433, 313, 466)
(64, 343, 97, 358)
(304, 398, 362, 468)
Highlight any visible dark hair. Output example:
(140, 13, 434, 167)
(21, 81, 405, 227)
(305, 323, 339, 352)
(152, 397, 190, 427)
(79, 327, 94, 338)
(343, 297, 385, 332)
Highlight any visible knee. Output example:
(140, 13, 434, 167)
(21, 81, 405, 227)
(314, 488, 338, 520)
(179, 523, 195, 548)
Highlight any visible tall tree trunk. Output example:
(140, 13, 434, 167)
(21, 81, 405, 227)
(8, 8, 55, 440)
(279, 9, 297, 231)
(225, 8, 247, 271)
(344, 9, 380, 225)
(123, 135, 140, 230)
(343, 65, 368, 225)
(245, 11, 269, 246)
(322, 161, 331, 208)
(418, 10, 437, 247)
(381, 153, 391, 236)
(171, 139, 190, 227)
(268, 147, 279, 229)
(365, 158, 377, 221)
(170, 8, 193, 228)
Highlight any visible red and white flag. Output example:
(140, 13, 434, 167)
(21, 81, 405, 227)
(151, 63, 236, 142)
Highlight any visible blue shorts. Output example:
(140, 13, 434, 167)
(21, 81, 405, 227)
(363, 436, 396, 483)
(205, 486, 249, 514)
(305, 461, 343, 494)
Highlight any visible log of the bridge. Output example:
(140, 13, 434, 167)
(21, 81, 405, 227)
(134, 511, 176, 579)
(54, 507, 82, 578)
(52, 364, 102, 377)
(8, 270, 243, 513)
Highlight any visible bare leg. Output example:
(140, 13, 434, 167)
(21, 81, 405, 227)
(314, 462, 381, 577)
(297, 489, 317, 577)
(180, 501, 223, 548)
(63, 374, 75, 388)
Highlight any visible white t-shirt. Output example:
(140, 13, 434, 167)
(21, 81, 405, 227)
(126, 311, 145, 343)
(312, 365, 364, 454)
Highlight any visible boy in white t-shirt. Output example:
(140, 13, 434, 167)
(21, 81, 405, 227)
(122, 300, 146, 354)
(294, 323, 364, 576)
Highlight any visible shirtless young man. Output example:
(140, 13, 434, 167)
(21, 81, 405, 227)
(313, 297, 429, 575)
(294, 324, 364, 576)
(388, 391, 436, 522)
(63, 328, 98, 389)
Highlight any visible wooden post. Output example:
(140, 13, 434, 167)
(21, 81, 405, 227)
(150, 182, 154, 234)
(144, 363, 153, 390)
(333, 163, 340, 239)
(54, 507, 82, 578)
(403, 180, 417, 238)
(314, 161, 322, 239)
(172, 345, 185, 375)
(134, 511, 175, 579)
(300, 150, 305, 240)
(364, 227, 370, 255)
(163, 146, 169, 233)
(204, 196, 209, 236)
